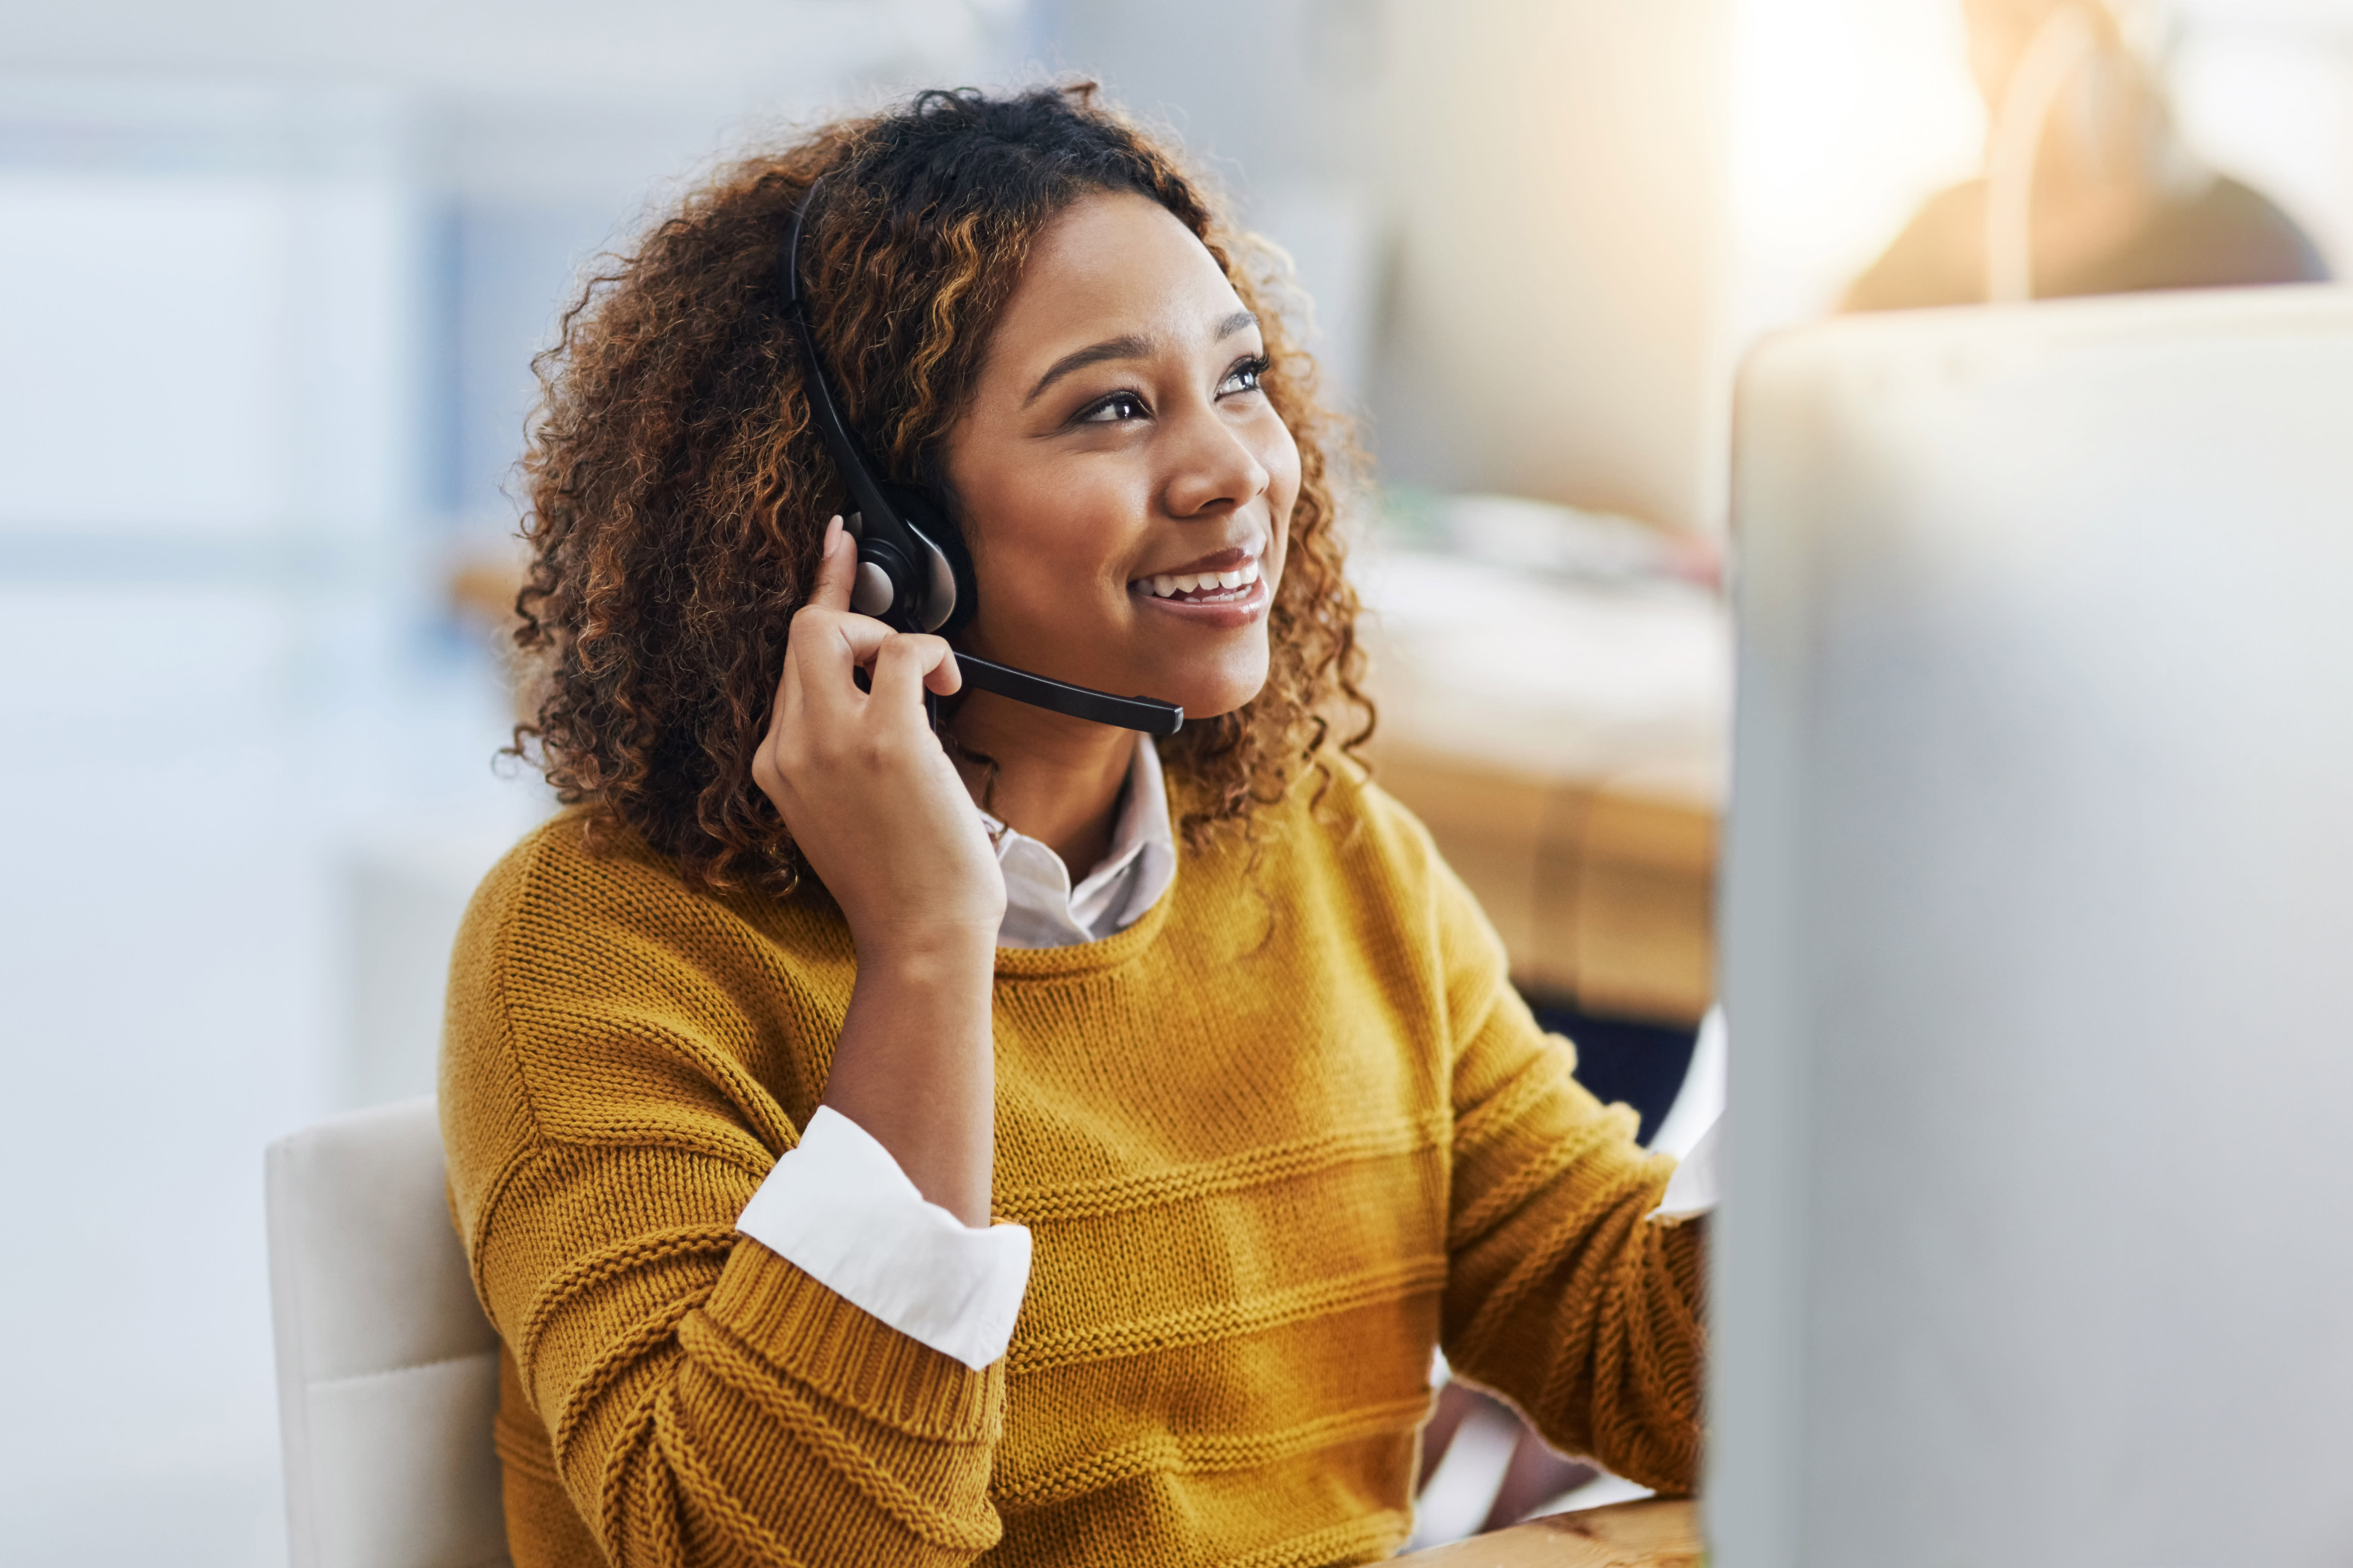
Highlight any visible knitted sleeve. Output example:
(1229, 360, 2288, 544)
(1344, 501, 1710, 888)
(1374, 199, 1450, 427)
(441, 835, 1008, 1567)
(1422, 828, 1708, 1493)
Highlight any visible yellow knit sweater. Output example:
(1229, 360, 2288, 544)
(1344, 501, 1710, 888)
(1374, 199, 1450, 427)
(440, 767, 1704, 1567)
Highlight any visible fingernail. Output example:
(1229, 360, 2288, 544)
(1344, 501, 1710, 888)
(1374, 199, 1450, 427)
(824, 514, 844, 554)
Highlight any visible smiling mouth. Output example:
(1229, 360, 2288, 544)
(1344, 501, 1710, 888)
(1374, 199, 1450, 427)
(1135, 557, 1262, 604)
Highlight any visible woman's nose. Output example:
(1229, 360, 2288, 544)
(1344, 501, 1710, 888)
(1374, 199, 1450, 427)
(1160, 399, 1272, 520)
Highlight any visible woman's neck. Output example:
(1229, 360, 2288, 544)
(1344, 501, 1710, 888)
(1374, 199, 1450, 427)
(950, 693, 1138, 880)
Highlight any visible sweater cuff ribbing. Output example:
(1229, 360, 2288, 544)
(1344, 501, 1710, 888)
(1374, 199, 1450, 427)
(706, 1243, 1005, 1443)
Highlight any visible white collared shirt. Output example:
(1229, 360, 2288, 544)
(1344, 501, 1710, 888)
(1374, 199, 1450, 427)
(734, 738, 1171, 1368)
(986, 732, 1177, 949)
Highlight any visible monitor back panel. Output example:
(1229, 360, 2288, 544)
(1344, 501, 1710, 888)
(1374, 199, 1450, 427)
(1711, 286, 2353, 1568)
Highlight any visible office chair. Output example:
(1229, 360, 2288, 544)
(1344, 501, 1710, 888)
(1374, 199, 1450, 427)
(265, 1097, 509, 1568)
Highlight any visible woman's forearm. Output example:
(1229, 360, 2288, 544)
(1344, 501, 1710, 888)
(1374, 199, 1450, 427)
(821, 931, 999, 1226)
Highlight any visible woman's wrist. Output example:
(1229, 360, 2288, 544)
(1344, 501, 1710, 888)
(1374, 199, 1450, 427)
(850, 921, 1000, 985)
(824, 923, 999, 1226)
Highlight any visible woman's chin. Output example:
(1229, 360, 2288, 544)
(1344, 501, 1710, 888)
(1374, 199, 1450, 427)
(1152, 660, 1269, 723)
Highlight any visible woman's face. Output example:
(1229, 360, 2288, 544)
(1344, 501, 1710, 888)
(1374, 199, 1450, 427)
(940, 191, 1300, 723)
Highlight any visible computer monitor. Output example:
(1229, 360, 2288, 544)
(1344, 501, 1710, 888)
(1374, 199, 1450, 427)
(1710, 285, 2353, 1567)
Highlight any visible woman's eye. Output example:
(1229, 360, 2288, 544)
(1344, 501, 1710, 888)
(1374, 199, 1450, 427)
(1078, 391, 1149, 424)
(1219, 355, 1270, 397)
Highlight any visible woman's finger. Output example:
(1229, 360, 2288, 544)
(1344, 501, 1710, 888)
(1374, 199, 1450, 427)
(775, 518, 852, 716)
(928, 646, 965, 698)
(808, 515, 854, 612)
(867, 632, 961, 713)
(783, 605, 893, 725)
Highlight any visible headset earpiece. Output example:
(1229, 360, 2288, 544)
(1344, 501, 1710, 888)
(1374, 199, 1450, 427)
(892, 484, 978, 636)
(838, 489, 970, 634)
(834, 510, 904, 621)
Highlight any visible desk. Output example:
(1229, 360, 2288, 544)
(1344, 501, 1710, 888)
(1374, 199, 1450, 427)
(1358, 550, 1729, 1026)
(1394, 1498, 1700, 1566)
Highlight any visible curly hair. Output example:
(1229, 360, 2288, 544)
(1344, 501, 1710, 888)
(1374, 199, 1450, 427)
(512, 83, 1372, 891)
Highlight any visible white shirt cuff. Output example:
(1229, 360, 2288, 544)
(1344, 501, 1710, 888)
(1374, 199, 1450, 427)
(736, 1106, 1033, 1370)
(1649, 1113, 1721, 1222)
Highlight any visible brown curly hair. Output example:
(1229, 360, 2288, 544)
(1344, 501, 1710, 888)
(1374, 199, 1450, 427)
(512, 84, 1371, 891)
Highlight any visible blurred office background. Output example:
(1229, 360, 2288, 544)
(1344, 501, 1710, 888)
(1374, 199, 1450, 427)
(0, 0, 2343, 1560)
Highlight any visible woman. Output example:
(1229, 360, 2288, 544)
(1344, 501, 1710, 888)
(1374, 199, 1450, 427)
(443, 85, 1704, 1567)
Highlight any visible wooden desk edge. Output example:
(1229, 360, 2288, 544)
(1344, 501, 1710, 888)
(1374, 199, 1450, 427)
(1391, 1497, 1701, 1565)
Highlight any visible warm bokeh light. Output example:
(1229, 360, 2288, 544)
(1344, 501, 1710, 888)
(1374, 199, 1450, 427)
(1727, 0, 2353, 341)
(1728, 0, 1986, 336)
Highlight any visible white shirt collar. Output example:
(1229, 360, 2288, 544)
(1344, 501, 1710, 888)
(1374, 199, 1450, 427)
(980, 735, 1177, 949)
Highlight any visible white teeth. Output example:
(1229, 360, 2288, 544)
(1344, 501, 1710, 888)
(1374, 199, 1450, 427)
(1141, 559, 1261, 598)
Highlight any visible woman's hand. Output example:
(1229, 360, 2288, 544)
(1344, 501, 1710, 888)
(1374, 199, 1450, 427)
(754, 516, 1007, 949)
(753, 516, 1004, 1225)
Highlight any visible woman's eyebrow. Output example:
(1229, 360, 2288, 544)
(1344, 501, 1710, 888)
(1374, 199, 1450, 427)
(1026, 335, 1151, 406)
(1022, 312, 1262, 407)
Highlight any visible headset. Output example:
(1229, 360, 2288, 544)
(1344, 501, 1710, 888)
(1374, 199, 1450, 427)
(781, 182, 1184, 737)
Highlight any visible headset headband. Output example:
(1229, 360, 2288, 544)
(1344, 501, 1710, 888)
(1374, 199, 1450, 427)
(783, 179, 926, 587)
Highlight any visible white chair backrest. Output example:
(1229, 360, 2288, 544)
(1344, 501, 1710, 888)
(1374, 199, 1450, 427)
(266, 1096, 509, 1568)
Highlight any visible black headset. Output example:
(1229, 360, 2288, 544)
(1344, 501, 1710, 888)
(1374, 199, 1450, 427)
(781, 182, 1183, 736)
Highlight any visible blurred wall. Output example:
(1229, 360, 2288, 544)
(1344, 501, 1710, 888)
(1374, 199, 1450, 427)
(1371, 0, 1731, 533)
(2173, 1, 2353, 274)
(1047, 0, 1736, 534)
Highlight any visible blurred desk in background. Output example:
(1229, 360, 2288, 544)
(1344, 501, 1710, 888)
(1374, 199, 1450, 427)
(1395, 1499, 1701, 1566)
(1358, 549, 1728, 1027)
